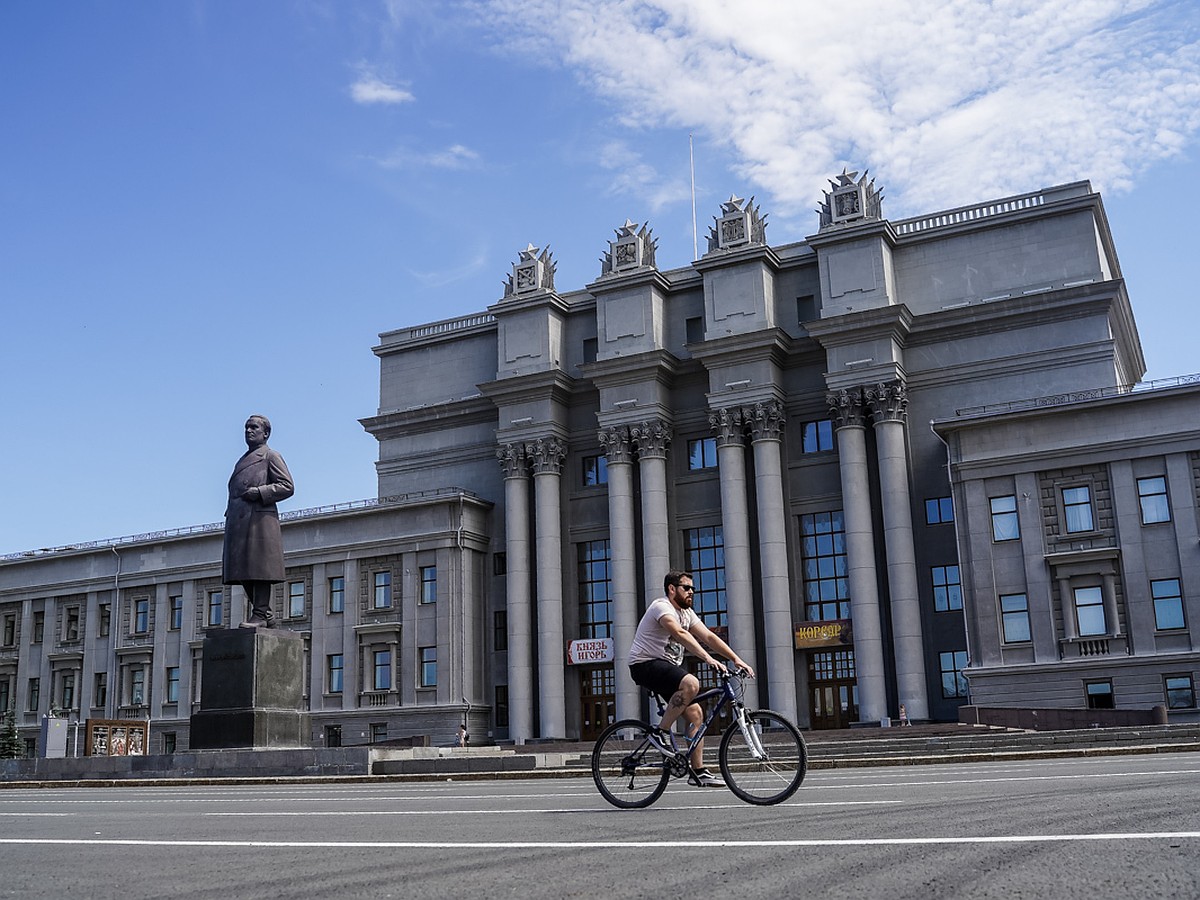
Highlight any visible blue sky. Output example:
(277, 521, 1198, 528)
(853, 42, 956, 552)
(2, 0, 1199, 556)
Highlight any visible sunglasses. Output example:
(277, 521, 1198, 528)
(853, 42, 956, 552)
(676, 584, 696, 592)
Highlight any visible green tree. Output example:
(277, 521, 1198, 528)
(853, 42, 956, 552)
(0, 708, 22, 759)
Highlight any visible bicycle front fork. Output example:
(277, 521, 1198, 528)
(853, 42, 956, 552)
(733, 707, 766, 760)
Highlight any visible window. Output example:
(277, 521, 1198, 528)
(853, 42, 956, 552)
(932, 566, 963, 612)
(1062, 485, 1094, 533)
(1151, 579, 1185, 631)
(27, 678, 40, 712)
(207, 591, 223, 627)
(685, 316, 705, 344)
(165, 667, 179, 703)
(94, 673, 107, 708)
(1137, 476, 1170, 525)
(801, 419, 834, 454)
(494, 610, 507, 651)
(1085, 680, 1114, 709)
(683, 525, 726, 627)
(493, 553, 507, 576)
(582, 454, 608, 487)
(372, 649, 391, 691)
(925, 497, 954, 525)
(2, 614, 14, 646)
(329, 576, 345, 614)
(59, 672, 76, 710)
(494, 684, 509, 728)
(687, 437, 717, 470)
(581, 336, 598, 364)
(33, 611, 44, 643)
(419, 566, 437, 604)
(169, 596, 183, 630)
(1073, 586, 1107, 636)
(796, 294, 817, 323)
(373, 572, 392, 609)
(419, 647, 437, 687)
(288, 581, 305, 618)
(99, 604, 111, 637)
(370, 723, 388, 743)
(0, 677, 9, 713)
(130, 668, 146, 706)
(1165, 675, 1196, 710)
(134, 598, 149, 634)
(578, 540, 612, 639)
(800, 511, 849, 621)
(327, 654, 343, 694)
(1000, 593, 1031, 643)
(939, 651, 968, 699)
(163, 732, 177, 754)
(64, 608, 80, 642)
(990, 495, 1019, 541)
(325, 725, 342, 747)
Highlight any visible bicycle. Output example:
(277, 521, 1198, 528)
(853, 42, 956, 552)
(591, 666, 808, 808)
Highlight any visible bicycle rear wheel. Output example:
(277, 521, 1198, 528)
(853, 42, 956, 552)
(591, 719, 671, 809)
(718, 709, 807, 805)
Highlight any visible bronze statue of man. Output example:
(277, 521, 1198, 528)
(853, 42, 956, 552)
(222, 415, 294, 628)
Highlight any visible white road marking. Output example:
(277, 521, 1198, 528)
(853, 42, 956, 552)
(2, 832, 1198, 849)
(815, 767, 1200, 790)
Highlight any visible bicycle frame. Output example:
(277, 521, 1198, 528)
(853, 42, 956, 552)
(657, 670, 765, 762)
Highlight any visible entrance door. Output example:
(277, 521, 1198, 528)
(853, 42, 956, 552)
(808, 650, 858, 730)
(580, 665, 615, 741)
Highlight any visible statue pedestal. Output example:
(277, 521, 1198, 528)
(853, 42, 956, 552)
(189, 628, 310, 750)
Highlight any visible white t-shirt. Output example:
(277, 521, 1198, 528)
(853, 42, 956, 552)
(628, 597, 697, 666)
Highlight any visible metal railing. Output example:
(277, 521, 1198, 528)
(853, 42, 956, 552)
(955, 373, 1200, 418)
(2, 488, 483, 561)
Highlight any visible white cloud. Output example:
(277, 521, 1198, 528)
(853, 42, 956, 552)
(476, 0, 1200, 221)
(372, 143, 482, 171)
(408, 247, 490, 288)
(350, 75, 414, 105)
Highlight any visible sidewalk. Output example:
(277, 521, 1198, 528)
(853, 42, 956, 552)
(4, 721, 1199, 787)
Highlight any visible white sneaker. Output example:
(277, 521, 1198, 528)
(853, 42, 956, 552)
(688, 768, 725, 788)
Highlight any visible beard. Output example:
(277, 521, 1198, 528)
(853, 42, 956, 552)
(675, 591, 694, 609)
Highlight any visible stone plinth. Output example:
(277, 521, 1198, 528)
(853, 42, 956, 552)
(189, 628, 310, 750)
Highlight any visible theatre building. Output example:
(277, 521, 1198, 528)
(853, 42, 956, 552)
(2, 171, 1198, 752)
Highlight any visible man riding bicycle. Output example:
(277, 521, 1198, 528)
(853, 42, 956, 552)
(628, 569, 755, 787)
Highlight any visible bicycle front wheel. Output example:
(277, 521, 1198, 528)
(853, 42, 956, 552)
(718, 709, 807, 805)
(591, 719, 671, 809)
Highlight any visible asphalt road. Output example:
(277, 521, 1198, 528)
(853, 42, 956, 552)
(2, 752, 1198, 899)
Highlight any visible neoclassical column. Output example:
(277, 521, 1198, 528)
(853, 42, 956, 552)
(631, 420, 672, 603)
(1102, 572, 1120, 637)
(497, 443, 533, 743)
(1057, 578, 1078, 640)
(747, 400, 797, 721)
(708, 407, 760, 710)
(597, 425, 639, 723)
(865, 380, 929, 721)
(827, 389, 887, 723)
(527, 436, 567, 739)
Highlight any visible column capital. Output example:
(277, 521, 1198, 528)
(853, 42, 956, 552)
(864, 379, 908, 425)
(526, 436, 567, 475)
(497, 443, 528, 479)
(826, 388, 867, 429)
(631, 419, 672, 459)
(708, 407, 746, 447)
(597, 425, 634, 464)
(747, 399, 785, 442)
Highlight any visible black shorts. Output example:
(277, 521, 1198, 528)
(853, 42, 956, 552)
(629, 658, 688, 700)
